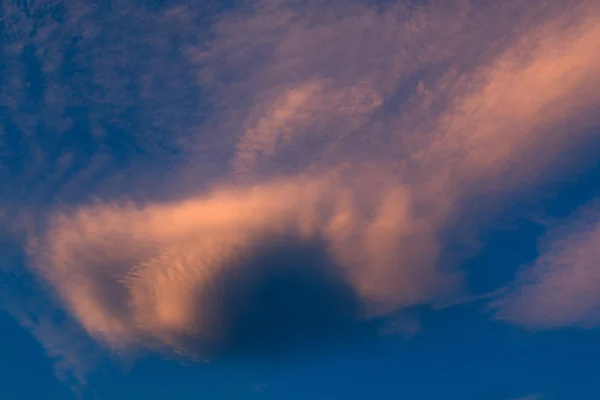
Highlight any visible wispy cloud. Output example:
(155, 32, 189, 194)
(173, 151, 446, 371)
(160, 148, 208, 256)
(3, 0, 600, 375)
(31, 174, 447, 356)
(494, 200, 600, 328)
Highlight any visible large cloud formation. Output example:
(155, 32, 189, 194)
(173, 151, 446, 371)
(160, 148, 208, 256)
(7, 0, 600, 366)
(32, 174, 446, 357)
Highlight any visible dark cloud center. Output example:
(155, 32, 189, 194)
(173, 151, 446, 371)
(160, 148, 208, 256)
(174, 235, 362, 359)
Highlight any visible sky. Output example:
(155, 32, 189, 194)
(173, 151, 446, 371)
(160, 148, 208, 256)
(1, 0, 600, 399)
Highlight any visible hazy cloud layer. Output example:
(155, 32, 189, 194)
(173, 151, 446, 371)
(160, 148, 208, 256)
(495, 201, 600, 329)
(4, 0, 600, 368)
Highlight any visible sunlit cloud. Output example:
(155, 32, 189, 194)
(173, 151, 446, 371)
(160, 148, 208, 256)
(7, 0, 600, 368)
(494, 200, 600, 329)
(32, 174, 448, 356)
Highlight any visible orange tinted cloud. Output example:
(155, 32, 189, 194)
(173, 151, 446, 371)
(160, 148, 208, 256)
(431, 4, 600, 185)
(33, 173, 449, 354)
(24, 0, 600, 360)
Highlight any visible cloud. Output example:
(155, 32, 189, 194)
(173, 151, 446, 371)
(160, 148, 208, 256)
(494, 201, 600, 329)
(0, 218, 100, 385)
(31, 174, 448, 357)
(435, 3, 600, 185)
(9, 0, 600, 368)
(231, 80, 383, 178)
(0, 0, 214, 208)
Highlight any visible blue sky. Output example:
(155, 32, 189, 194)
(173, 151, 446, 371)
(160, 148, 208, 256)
(1, 0, 600, 399)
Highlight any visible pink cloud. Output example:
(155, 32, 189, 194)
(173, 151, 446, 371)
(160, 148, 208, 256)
(494, 201, 600, 328)
(12, 0, 600, 366)
(31, 174, 449, 355)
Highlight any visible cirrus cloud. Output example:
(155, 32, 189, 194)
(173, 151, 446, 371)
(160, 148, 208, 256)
(8, 0, 600, 371)
(494, 200, 600, 329)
